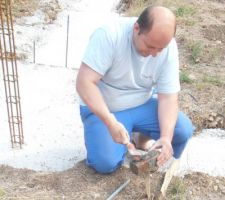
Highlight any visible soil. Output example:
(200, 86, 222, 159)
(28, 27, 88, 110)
(11, 0, 60, 23)
(0, 0, 225, 199)
(1, 161, 225, 200)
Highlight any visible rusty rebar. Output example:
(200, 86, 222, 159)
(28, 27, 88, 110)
(65, 15, 69, 68)
(0, 0, 24, 148)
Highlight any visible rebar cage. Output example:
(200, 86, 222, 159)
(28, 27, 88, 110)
(0, 0, 24, 148)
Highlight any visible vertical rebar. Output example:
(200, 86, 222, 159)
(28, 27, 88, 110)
(65, 15, 69, 68)
(9, 0, 24, 145)
(0, 0, 15, 147)
(33, 40, 35, 63)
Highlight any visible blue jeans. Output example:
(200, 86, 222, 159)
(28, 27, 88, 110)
(80, 98, 194, 173)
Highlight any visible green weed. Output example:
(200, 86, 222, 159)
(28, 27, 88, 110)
(175, 6, 196, 17)
(187, 41, 203, 64)
(175, 6, 197, 27)
(0, 188, 5, 198)
(183, 19, 196, 26)
(168, 178, 186, 200)
(202, 75, 223, 86)
(180, 71, 193, 83)
(204, 47, 221, 63)
(125, 0, 147, 16)
(195, 82, 208, 90)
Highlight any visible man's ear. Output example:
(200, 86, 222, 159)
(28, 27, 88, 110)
(134, 22, 141, 35)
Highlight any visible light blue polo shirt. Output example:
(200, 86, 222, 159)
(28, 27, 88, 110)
(81, 17, 180, 112)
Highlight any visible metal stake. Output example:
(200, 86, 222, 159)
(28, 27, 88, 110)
(33, 40, 35, 63)
(65, 15, 69, 68)
(106, 179, 130, 200)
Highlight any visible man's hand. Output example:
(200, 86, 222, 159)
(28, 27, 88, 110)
(106, 114, 130, 145)
(151, 138, 173, 166)
(77, 64, 132, 146)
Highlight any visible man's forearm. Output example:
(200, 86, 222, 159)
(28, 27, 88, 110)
(76, 63, 131, 145)
(158, 93, 179, 142)
(76, 63, 115, 126)
(77, 80, 115, 126)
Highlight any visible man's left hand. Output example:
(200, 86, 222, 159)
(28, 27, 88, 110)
(151, 138, 173, 166)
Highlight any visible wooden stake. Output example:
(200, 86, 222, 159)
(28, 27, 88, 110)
(160, 159, 180, 197)
(145, 174, 151, 200)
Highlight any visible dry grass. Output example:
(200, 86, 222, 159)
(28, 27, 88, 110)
(11, 0, 39, 18)
(11, 0, 61, 24)
(0, 188, 6, 198)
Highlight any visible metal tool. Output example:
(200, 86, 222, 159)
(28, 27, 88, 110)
(128, 148, 161, 174)
(106, 179, 130, 200)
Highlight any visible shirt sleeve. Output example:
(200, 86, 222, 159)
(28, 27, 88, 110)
(156, 39, 180, 94)
(82, 27, 115, 76)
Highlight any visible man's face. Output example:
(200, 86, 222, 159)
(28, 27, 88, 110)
(133, 23, 172, 57)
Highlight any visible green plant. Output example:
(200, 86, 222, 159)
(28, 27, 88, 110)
(183, 19, 196, 26)
(175, 6, 196, 17)
(202, 75, 223, 86)
(195, 82, 208, 90)
(0, 188, 5, 198)
(180, 71, 193, 83)
(187, 41, 203, 64)
(126, 0, 147, 16)
(175, 5, 197, 27)
(204, 47, 221, 63)
(168, 178, 186, 200)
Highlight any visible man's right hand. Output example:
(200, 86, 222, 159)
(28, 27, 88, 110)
(106, 114, 130, 145)
(77, 64, 133, 146)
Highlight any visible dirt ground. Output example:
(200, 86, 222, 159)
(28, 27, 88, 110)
(0, 0, 225, 199)
(1, 161, 225, 200)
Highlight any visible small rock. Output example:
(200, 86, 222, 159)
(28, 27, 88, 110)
(211, 112, 217, 117)
(219, 184, 225, 191)
(209, 121, 217, 128)
(214, 185, 218, 191)
(208, 116, 214, 122)
(26, 183, 35, 188)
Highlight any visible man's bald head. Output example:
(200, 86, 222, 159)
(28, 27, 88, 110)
(137, 6, 176, 36)
(133, 6, 176, 57)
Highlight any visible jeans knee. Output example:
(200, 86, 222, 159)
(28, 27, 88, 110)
(182, 122, 194, 140)
(174, 113, 194, 143)
(87, 155, 124, 174)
